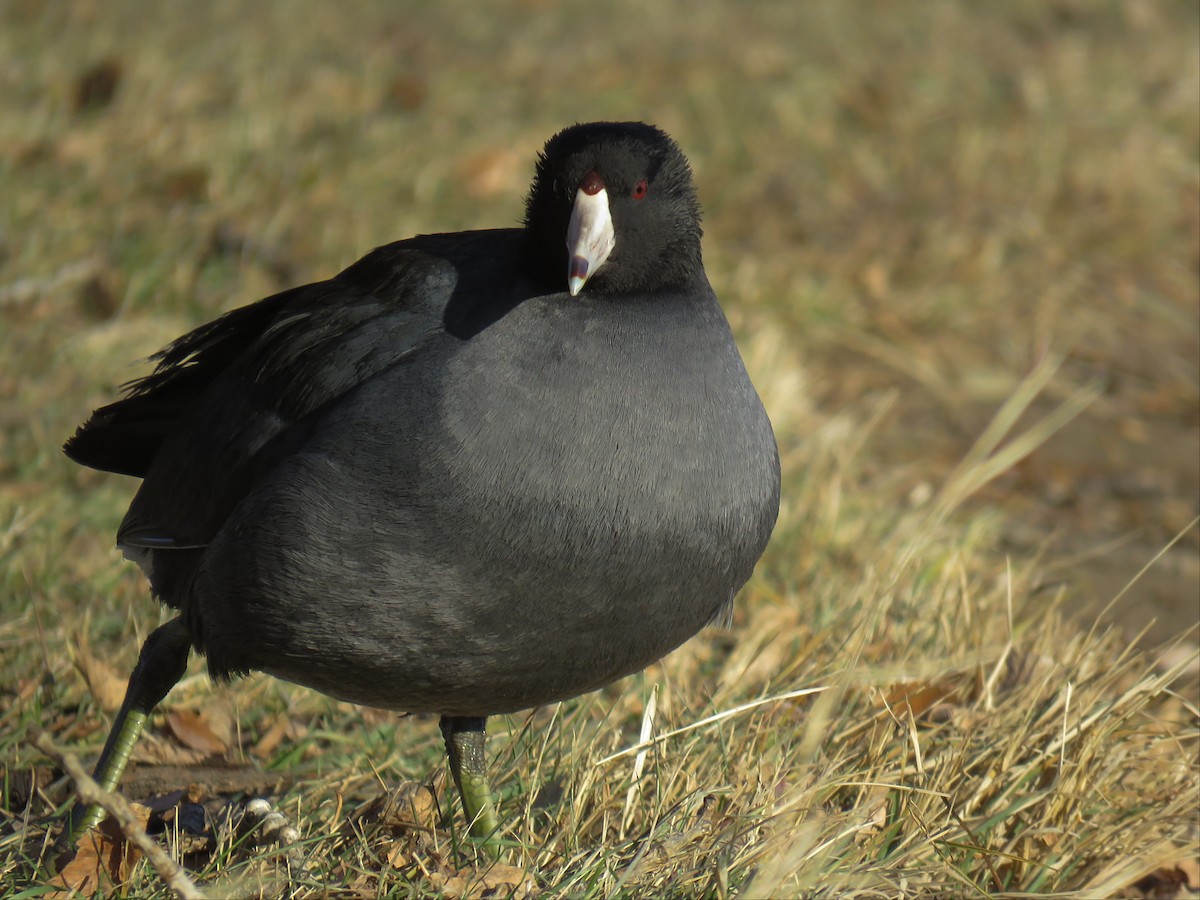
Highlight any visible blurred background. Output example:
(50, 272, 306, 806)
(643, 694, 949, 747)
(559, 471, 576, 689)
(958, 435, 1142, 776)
(0, 1, 1196, 893)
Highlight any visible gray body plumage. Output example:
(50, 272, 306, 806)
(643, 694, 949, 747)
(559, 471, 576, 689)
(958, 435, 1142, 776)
(108, 232, 777, 716)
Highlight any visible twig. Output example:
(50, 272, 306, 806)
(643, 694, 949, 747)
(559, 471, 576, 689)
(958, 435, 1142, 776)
(35, 731, 204, 900)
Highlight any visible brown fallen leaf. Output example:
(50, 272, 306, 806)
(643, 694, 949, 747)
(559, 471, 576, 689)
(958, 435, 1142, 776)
(380, 776, 444, 832)
(432, 863, 537, 899)
(1178, 859, 1200, 890)
(46, 804, 150, 897)
(166, 707, 230, 756)
(350, 868, 379, 896)
(883, 678, 967, 720)
(73, 641, 128, 713)
(385, 839, 411, 868)
(133, 731, 209, 768)
(1122, 860, 1200, 899)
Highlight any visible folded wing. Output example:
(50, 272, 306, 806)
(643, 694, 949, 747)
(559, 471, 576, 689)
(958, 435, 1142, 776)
(64, 243, 456, 551)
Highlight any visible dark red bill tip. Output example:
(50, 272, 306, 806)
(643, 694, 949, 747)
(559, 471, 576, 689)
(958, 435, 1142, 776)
(569, 255, 590, 280)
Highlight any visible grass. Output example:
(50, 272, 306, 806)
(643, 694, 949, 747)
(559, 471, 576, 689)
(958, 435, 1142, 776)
(1, 1, 1197, 896)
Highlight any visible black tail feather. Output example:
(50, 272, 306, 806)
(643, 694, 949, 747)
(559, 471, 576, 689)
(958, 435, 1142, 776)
(63, 288, 299, 477)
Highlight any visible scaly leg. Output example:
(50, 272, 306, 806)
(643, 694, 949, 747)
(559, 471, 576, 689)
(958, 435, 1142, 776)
(64, 617, 191, 844)
(440, 715, 500, 852)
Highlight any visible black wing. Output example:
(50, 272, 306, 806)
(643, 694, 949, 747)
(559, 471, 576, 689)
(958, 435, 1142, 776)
(65, 240, 460, 549)
(64, 287, 300, 477)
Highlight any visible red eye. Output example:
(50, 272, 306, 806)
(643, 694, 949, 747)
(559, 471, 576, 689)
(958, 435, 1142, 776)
(632, 179, 648, 200)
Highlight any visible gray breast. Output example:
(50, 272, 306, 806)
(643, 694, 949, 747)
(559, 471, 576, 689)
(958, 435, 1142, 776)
(191, 291, 779, 716)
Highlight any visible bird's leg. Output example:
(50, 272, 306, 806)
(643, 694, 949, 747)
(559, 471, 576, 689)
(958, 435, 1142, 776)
(64, 617, 191, 844)
(440, 715, 500, 851)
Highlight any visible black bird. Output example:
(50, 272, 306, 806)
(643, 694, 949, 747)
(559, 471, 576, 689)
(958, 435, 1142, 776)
(63, 121, 780, 847)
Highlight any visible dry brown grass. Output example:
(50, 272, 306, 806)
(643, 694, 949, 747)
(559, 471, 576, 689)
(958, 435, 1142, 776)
(1, 1, 1197, 896)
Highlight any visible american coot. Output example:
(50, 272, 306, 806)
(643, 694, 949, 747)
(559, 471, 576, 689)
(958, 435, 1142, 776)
(63, 121, 780, 848)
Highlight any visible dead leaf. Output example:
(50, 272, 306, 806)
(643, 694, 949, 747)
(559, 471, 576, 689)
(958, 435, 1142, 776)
(385, 840, 411, 868)
(133, 731, 209, 767)
(74, 642, 128, 712)
(853, 785, 890, 844)
(350, 869, 378, 896)
(883, 679, 966, 720)
(46, 804, 150, 897)
(947, 706, 989, 730)
(432, 863, 537, 899)
(166, 707, 230, 756)
(380, 776, 443, 832)
(1123, 861, 1199, 899)
(1178, 858, 1199, 888)
(73, 58, 123, 113)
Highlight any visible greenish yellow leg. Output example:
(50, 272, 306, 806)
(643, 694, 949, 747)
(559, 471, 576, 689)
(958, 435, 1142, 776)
(66, 708, 149, 840)
(440, 716, 500, 853)
(64, 618, 191, 845)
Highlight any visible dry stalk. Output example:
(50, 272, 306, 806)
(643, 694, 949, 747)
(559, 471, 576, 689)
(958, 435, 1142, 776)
(35, 731, 204, 900)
